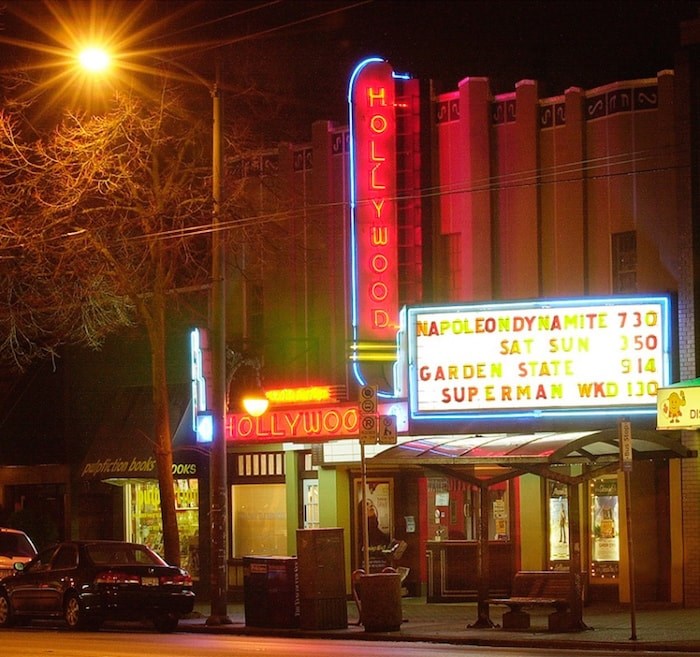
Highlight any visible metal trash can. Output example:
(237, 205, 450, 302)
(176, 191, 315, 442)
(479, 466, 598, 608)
(243, 556, 299, 628)
(357, 571, 402, 632)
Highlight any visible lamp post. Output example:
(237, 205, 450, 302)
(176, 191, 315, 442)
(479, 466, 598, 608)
(76, 45, 231, 624)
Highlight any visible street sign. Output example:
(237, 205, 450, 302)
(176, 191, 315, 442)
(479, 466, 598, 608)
(359, 385, 378, 414)
(359, 385, 378, 444)
(620, 419, 632, 472)
(378, 414, 397, 445)
(359, 414, 378, 444)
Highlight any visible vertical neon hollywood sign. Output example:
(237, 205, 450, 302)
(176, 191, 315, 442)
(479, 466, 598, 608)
(348, 58, 399, 392)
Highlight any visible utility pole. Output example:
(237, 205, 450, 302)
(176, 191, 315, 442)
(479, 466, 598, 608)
(206, 61, 231, 626)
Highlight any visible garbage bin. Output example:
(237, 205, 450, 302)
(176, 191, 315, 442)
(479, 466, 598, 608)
(356, 571, 402, 632)
(243, 556, 299, 628)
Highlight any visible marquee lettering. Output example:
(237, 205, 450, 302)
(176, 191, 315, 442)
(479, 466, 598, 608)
(408, 298, 671, 417)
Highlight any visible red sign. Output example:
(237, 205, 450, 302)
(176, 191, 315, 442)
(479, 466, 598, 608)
(226, 404, 360, 443)
(350, 59, 399, 342)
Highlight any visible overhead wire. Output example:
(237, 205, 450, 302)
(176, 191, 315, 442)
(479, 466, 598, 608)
(0, 136, 687, 251)
(0, 2, 690, 250)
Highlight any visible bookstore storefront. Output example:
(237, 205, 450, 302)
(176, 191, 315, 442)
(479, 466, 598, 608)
(80, 441, 207, 582)
(78, 386, 207, 584)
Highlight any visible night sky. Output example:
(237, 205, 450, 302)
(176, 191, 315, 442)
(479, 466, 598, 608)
(2, 0, 700, 140)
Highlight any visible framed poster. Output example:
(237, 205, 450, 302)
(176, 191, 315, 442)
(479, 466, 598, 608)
(590, 476, 620, 578)
(548, 480, 570, 563)
(353, 478, 393, 571)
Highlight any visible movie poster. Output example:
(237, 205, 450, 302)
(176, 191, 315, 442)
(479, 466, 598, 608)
(548, 481, 570, 562)
(591, 477, 620, 568)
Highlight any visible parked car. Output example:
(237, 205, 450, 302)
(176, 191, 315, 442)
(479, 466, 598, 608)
(0, 540, 194, 632)
(0, 528, 37, 580)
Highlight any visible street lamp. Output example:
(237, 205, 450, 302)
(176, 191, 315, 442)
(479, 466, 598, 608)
(77, 46, 111, 74)
(76, 46, 232, 626)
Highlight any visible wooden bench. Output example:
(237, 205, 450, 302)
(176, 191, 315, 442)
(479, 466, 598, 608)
(488, 570, 580, 631)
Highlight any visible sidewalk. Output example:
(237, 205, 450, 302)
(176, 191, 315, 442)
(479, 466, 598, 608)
(181, 597, 700, 652)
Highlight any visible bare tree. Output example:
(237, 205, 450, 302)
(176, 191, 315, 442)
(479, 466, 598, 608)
(0, 88, 215, 565)
(0, 71, 307, 566)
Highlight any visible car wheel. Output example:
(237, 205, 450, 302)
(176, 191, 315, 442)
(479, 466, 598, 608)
(153, 612, 179, 633)
(0, 592, 13, 628)
(64, 593, 85, 630)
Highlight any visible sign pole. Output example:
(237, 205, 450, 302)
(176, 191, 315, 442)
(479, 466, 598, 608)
(360, 440, 370, 573)
(358, 385, 378, 574)
(620, 418, 637, 641)
(624, 468, 637, 640)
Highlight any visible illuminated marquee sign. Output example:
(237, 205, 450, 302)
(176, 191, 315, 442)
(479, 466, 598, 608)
(349, 58, 399, 349)
(407, 296, 672, 420)
(227, 404, 359, 443)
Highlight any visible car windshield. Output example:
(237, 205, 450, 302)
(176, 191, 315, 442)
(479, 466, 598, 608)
(0, 532, 35, 558)
(87, 544, 166, 566)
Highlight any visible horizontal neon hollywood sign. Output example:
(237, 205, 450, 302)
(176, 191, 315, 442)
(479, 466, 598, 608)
(407, 296, 672, 420)
(226, 404, 359, 443)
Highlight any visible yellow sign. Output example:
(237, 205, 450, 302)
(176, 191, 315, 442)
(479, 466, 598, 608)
(657, 384, 700, 430)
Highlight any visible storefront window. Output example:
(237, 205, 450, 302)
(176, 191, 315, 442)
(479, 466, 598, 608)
(548, 480, 570, 563)
(489, 485, 509, 540)
(302, 479, 320, 529)
(124, 478, 200, 579)
(231, 483, 287, 556)
(425, 477, 508, 541)
(590, 475, 620, 579)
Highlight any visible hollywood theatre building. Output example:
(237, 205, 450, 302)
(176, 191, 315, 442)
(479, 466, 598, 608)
(77, 20, 700, 610)
(214, 37, 700, 614)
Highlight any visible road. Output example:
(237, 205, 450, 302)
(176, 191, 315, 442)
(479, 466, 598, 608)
(0, 629, 693, 657)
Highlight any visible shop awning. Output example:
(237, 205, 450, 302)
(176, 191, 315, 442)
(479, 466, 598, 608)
(368, 429, 693, 467)
(79, 385, 199, 481)
(341, 427, 695, 488)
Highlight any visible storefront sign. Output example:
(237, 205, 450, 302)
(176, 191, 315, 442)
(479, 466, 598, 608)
(226, 404, 360, 443)
(657, 382, 700, 430)
(264, 385, 338, 404)
(348, 58, 399, 349)
(81, 457, 197, 479)
(407, 296, 671, 420)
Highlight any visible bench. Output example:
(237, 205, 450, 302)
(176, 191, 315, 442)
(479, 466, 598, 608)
(488, 570, 581, 631)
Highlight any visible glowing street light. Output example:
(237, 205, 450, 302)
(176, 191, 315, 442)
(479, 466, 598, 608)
(77, 46, 111, 73)
(242, 395, 269, 417)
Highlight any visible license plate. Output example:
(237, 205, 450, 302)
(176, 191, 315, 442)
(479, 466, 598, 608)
(141, 576, 159, 586)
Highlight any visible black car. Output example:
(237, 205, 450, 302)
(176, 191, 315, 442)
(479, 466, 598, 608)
(0, 540, 195, 632)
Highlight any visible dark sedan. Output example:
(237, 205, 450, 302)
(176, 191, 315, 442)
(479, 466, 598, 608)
(0, 540, 195, 632)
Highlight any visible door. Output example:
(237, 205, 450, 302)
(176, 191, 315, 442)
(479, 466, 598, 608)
(9, 546, 58, 612)
(303, 479, 319, 529)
